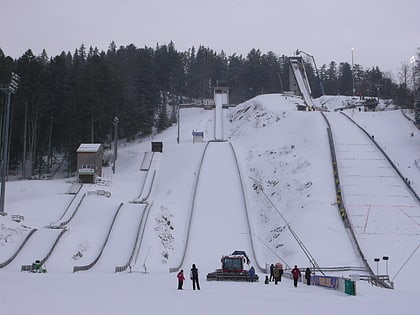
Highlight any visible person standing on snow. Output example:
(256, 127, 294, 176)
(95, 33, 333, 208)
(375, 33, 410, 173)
(305, 267, 311, 286)
(177, 269, 185, 290)
(278, 264, 284, 282)
(292, 265, 301, 288)
(248, 266, 256, 283)
(273, 265, 280, 284)
(269, 264, 274, 282)
(190, 264, 200, 290)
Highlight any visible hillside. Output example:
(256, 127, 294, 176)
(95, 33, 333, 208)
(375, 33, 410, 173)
(1, 94, 419, 315)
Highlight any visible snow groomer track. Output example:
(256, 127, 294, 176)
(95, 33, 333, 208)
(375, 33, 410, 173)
(325, 112, 420, 282)
(171, 141, 265, 274)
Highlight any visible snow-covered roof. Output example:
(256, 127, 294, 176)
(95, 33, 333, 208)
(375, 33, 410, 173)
(76, 143, 102, 153)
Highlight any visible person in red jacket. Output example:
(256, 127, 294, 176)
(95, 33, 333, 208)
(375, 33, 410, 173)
(291, 265, 301, 287)
(177, 269, 185, 290)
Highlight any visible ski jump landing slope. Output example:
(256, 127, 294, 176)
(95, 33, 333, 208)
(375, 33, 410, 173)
(182, 142, 255, 273)
(327, 112, 420, 286)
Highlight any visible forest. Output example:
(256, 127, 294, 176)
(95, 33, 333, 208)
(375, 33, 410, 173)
(0, 42, 418, 178)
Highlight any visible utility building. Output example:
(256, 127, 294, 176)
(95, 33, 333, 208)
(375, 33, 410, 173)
(77, 143, 103, 183)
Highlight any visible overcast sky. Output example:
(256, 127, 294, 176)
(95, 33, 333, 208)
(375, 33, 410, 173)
(1, 0, 419, 79)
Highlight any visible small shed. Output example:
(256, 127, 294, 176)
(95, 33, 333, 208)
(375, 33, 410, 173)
(151, 141, 163, 153)
(77, 143, 103, 183)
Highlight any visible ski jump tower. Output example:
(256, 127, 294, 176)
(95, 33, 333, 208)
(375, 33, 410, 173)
(213, 87, 229, 141)
(288, 56, 315, 108)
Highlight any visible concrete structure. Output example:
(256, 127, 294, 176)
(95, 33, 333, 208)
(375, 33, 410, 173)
(214, 87, 229, 107)
(77, 143, 103, 183)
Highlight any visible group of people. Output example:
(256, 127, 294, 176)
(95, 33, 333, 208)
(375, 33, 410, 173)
(266, 263, 284, 284)
(292, 265, 312, 287)
(177, 264, 200, 290)
(267, 264, 311, 287)
(176, 263, 313, 290)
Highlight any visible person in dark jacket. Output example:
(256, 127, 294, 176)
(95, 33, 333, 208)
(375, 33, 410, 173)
(291, 265, 301, 287)
(305, 267, 311, 285)
(273, 265, 280, 284)
(190, 264, 200, 290)
(177, 269, 185, 290)
(269, 264, 274, 282)
(248, 266, 256, 283)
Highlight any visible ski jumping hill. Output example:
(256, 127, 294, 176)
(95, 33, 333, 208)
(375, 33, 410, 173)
(1, 94, 419, 314)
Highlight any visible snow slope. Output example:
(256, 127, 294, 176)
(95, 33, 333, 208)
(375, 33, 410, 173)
(1, 94, 419, 315)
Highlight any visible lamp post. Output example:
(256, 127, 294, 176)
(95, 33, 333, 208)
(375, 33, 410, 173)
(374, 84, 383, 104)
(374, 257, 380, 275)
(382, 256, 389, 275)
(112, 116, 119, 174)
(352, 48, 355, 96)
(0, 72, 20, 215)
(410, 55, 416, 100)
(177, 104, 180, 144)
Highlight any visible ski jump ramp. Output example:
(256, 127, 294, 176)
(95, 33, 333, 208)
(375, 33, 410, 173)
(289, 57, 315, 108)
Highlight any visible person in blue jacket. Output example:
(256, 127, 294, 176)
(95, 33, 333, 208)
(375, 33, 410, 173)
(248, 266, 256, 282)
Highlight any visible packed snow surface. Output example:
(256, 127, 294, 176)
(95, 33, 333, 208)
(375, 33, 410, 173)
(1, 94, 419, 314)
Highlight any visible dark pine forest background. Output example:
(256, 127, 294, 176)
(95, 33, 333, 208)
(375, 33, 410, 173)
(0, 42, 418, 178)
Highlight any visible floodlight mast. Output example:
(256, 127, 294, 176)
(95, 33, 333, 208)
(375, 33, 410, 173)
(296, 49, 325, 96)
(0, 73, 20, 215)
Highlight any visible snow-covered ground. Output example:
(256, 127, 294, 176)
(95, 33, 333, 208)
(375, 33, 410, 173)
(1, 94, 419, 314)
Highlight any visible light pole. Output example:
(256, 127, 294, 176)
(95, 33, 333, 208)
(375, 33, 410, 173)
(374, 257, 380, 275)
(410, 55, 416, 100)
(177, 104, 180, 144)
(382, 256, 389, 275)
(112, 116, 119, 174)
(375, 84, 383, 104)
(352, 48, 355, 96)
(0, 72, 20, 215)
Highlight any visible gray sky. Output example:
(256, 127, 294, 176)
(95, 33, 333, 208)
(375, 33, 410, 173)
(1, 0, 419, 79)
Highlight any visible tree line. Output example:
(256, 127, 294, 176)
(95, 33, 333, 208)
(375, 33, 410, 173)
(0, 42, 418, 178)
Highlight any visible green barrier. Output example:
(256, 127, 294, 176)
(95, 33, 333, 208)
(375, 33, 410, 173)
(345, 279, 356, 295)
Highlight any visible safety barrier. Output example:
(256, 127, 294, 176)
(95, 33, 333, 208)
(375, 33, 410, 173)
(229, 142, 266, 273)
(283, 270, 356, 295)
(133, 170, 156, 203)
(320, 112, 376, 280)
(48, 185, 85, 227)
(73, 203, 124, 273)
(0, 229, 37, 269)
(115, 202, 153, 273)
(54, 193, 87, 228)
(359, 274, 394, 289)
(140, 152, 154, 171)
(21, 228, 68, 272)
(169, 142, 210, 273)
